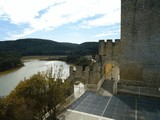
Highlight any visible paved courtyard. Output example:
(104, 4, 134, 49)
(68, 91, 160, 120)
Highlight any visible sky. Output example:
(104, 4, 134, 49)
(0, 0, 121, 44)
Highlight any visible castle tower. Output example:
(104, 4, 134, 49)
(99, 40, 105, 56)
(121, 0, 160, 65)
(119, 0, 160, 88)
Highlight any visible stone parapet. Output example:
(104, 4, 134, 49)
(118, 85, 160, 98)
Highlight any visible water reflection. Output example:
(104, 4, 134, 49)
(0, 59, 70, 96)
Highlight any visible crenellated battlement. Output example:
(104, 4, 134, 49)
(99, 39, 121, 56)
(69, 63, 101, 84)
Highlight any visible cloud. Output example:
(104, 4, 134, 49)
(92, 29, 120, 39)
(8, 28, 36, 40)
(93, 33, 113, 38)
(80, 9, 120, 28)
(0, 0, 65, 23)
(0, 0, 120, 39)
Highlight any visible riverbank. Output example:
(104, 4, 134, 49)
(21, 55, 67, 61)
(0, 65, 24, 75)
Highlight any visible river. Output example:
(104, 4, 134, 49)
(0, 59, 70, 96)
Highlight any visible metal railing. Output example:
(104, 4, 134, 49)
(43, 87, 85, 120)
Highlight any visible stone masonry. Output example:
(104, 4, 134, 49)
(68, 0, 160, 97)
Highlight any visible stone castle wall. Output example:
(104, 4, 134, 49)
(68, 65, 101, 84)
(67, 0, 160, 96)
(120, 0, 160, 87)
(121, 0, 160, 65)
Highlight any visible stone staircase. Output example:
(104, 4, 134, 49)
(97, 80, 115, 96)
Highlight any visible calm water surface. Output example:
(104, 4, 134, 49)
(0, 59, 70, 96)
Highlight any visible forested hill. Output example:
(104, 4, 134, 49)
(0, 38, 98, 56)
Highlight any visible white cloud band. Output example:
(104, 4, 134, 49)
(0, 0, 120, 39)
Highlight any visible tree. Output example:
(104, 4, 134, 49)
(1, 67, 74, 119)
(3, 72, 48, 119)
(66, 55, 92, 70)
(0, 52, 23, 72)
(0, 98, 7, 120)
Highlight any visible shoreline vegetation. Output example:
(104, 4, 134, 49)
(0, 55, 93, 73)
(36, 55, 93, 69)
(0, 66, 23, 75)
(22, 55, 93, 68)
(21, 55, 67, 61)
(0, 52, 24, 73)
(0, 55, 67, 73)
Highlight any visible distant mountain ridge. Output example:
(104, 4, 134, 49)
(0, 38, 98, 56)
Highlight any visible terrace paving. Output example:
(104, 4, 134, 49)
(67, 91, 160, 120)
